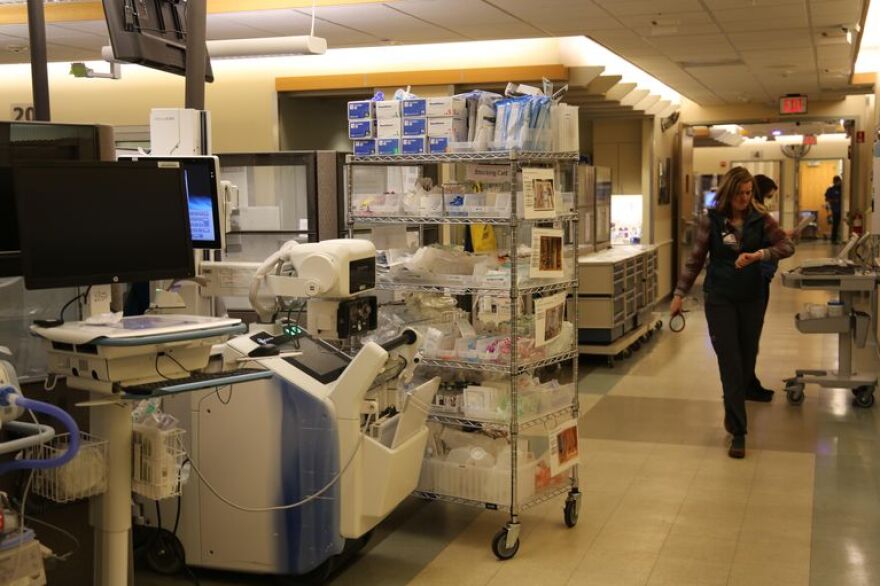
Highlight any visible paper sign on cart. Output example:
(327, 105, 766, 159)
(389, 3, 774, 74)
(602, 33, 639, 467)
(548, 419, 579, 476)
(530, 227, 564, 279)
(522, 167, 557, 219)
(534, 292, 566, 347)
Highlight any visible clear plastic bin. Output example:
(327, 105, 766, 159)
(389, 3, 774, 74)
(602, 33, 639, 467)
(417, 456, 538, 505)
(28, 432, 108, 503)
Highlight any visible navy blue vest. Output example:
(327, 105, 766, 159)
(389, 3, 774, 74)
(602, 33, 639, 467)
(704, 208, 766, 303)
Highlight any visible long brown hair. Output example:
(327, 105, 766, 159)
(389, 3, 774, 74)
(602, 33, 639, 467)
(714, 166, 765, 218)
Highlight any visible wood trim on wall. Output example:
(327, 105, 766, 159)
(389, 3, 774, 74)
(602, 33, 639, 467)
(275, 64, 569, 92)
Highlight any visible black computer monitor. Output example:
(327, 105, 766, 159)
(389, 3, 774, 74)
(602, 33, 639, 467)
(120, 156, 222, 249)
(102, 0, 213, 82)
(13, 162, 195, 290)
(0, 121, 113, 277)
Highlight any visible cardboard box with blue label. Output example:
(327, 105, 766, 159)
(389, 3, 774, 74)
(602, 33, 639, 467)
(428, 137, 451, 154)
(347, 100, 374, 120)
(377, 139, 401, 155)
(403, 118, 427, 136)
(402, 98, 427, 117)
(352, 139, 376, 156)
(349, 119, 374, 139)
(402, 137, 427, 155)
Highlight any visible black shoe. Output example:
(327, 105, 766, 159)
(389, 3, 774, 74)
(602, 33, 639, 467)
(728, 435, 745, 459)
(746, 388, 774, 402)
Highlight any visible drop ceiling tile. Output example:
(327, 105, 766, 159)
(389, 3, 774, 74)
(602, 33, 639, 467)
(808, 0, 863, 24)
(237, 9, 380, 45)
(704, 0, 803, 8)
(296, 4, 463, 42)
(544, 17, 625, 33)
(634, 22, 723, 36)
(685, 64, 758, 87)
(728, 29, 814, 50)
(719, 16, 809, 32)
(711, 3, 808, 23)
(206, 14, 282, 40)
(454, 22, 549, 39)
(594, 0, 703, 16)
(650, 33, 735, 51)
(622, 11, 714, 27)
(487, 0, 617, 29)
(392, 0, 540, 30)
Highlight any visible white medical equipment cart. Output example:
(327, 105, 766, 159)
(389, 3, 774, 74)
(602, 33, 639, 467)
(346, 150, 581, 560)
(781, 268, 878, 408)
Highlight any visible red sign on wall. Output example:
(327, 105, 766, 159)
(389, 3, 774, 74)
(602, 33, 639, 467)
(803, 134, 817, 145)
(779, 95, 808, 114)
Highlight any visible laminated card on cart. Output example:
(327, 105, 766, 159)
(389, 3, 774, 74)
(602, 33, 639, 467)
(530, 227, 564, 279)
(523, 167, 557, 219)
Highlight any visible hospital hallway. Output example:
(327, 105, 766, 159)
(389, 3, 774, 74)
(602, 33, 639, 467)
(139, 240, 880, 586)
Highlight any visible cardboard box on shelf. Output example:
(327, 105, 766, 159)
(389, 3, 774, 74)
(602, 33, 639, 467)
(402, 136, 428, 155)
(347, 100, 374, 120)
(428, 117, 468, 141)
(375, 100, 402, 119)
(348, 119, 374, 139)
(426, 97, 467, 118)
(402, 98, 427, 117)
(376, 119, 403, 139)
(352, 139, 376, 156)
(403, 117, 428, 136)
(377, 138, 401, 155)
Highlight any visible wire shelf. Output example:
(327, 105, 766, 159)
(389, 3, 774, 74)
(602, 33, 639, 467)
(419, 350, 578, 374)
(28, 432, 108, 503)
(427, 405, 577, 432)
(347, 151, 580, 165)
(375, 279, 577, 296)
(351, 213, 579, 226)
(414, 482, 572, 513)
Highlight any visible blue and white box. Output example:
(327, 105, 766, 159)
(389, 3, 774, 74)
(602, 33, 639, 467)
(402, 136, 427, 155)
(402, 98, 427, 117)
(375, 100, 402, 119)
(428, 137, 450, 154)
(347, 100, 374, 120)
(403, 117, 427, 136)
(377, 139, 401, 155)
(352, 139, 376, 156)
(349, 120, 374, 139)
(376, 119, 403, 139)
(426, 97, 467, 118)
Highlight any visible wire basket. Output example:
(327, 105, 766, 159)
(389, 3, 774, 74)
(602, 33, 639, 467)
(28, 432, 109, 503)
(132, 424, 186, 501)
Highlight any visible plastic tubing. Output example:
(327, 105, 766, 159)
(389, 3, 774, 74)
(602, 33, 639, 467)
(0, 386, 80, 474)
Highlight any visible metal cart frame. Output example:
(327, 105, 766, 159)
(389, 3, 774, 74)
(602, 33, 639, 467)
(346, 150, 581, 559)
(781, 269, 878, 407)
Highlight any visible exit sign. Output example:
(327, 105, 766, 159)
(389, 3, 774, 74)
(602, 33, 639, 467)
(780, 95, 808, 115)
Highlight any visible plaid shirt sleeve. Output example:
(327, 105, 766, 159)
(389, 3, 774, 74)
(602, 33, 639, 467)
(674, 214, 711, 297)
(761, 213, 795, 261)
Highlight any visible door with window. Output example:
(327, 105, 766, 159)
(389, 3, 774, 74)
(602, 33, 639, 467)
(798, 160, 843, 240)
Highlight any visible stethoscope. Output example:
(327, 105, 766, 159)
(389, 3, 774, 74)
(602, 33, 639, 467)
(669, 310, 689, 333)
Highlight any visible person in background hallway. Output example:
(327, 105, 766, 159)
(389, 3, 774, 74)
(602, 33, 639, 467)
(747, 175, 781, 401)
(825, 175, 842, 244)
(670, 167, 794, 459)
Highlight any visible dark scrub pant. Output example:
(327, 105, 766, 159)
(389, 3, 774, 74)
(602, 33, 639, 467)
(831, 207, 841, 243)
(705, 296, 765, 436)
(749, 277, 772, 392)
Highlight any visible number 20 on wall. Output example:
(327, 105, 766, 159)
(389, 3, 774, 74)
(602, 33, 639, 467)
(10, 104, 35, 121)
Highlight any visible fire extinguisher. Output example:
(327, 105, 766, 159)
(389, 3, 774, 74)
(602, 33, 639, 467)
(852, 212, 864, 236)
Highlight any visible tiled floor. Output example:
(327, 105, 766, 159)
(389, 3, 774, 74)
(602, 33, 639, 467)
(136, 241, 880, 586)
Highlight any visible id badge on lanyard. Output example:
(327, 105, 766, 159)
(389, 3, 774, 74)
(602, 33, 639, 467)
(722, 229, 740, 252)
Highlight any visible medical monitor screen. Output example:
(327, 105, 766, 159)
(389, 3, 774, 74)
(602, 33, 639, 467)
(13, 162, 195, 290)
(122, 157, 222, 249)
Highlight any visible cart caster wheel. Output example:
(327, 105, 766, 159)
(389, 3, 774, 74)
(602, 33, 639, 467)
(655, 321, 663, 331)
(491, 528, 520, 561)
(621, 349, 632, 359)
(145, 529, 185, 576)
(640, 334, 650, 344)
(632, 342, 642, 351)
(853, 387, 875, 408)
(564, 499, 579, 528)
(786, 385, 805, 406)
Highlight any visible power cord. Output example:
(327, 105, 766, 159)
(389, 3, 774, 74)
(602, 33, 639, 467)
(58, 286, 92, 321)
(184, 422, 368, 513)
